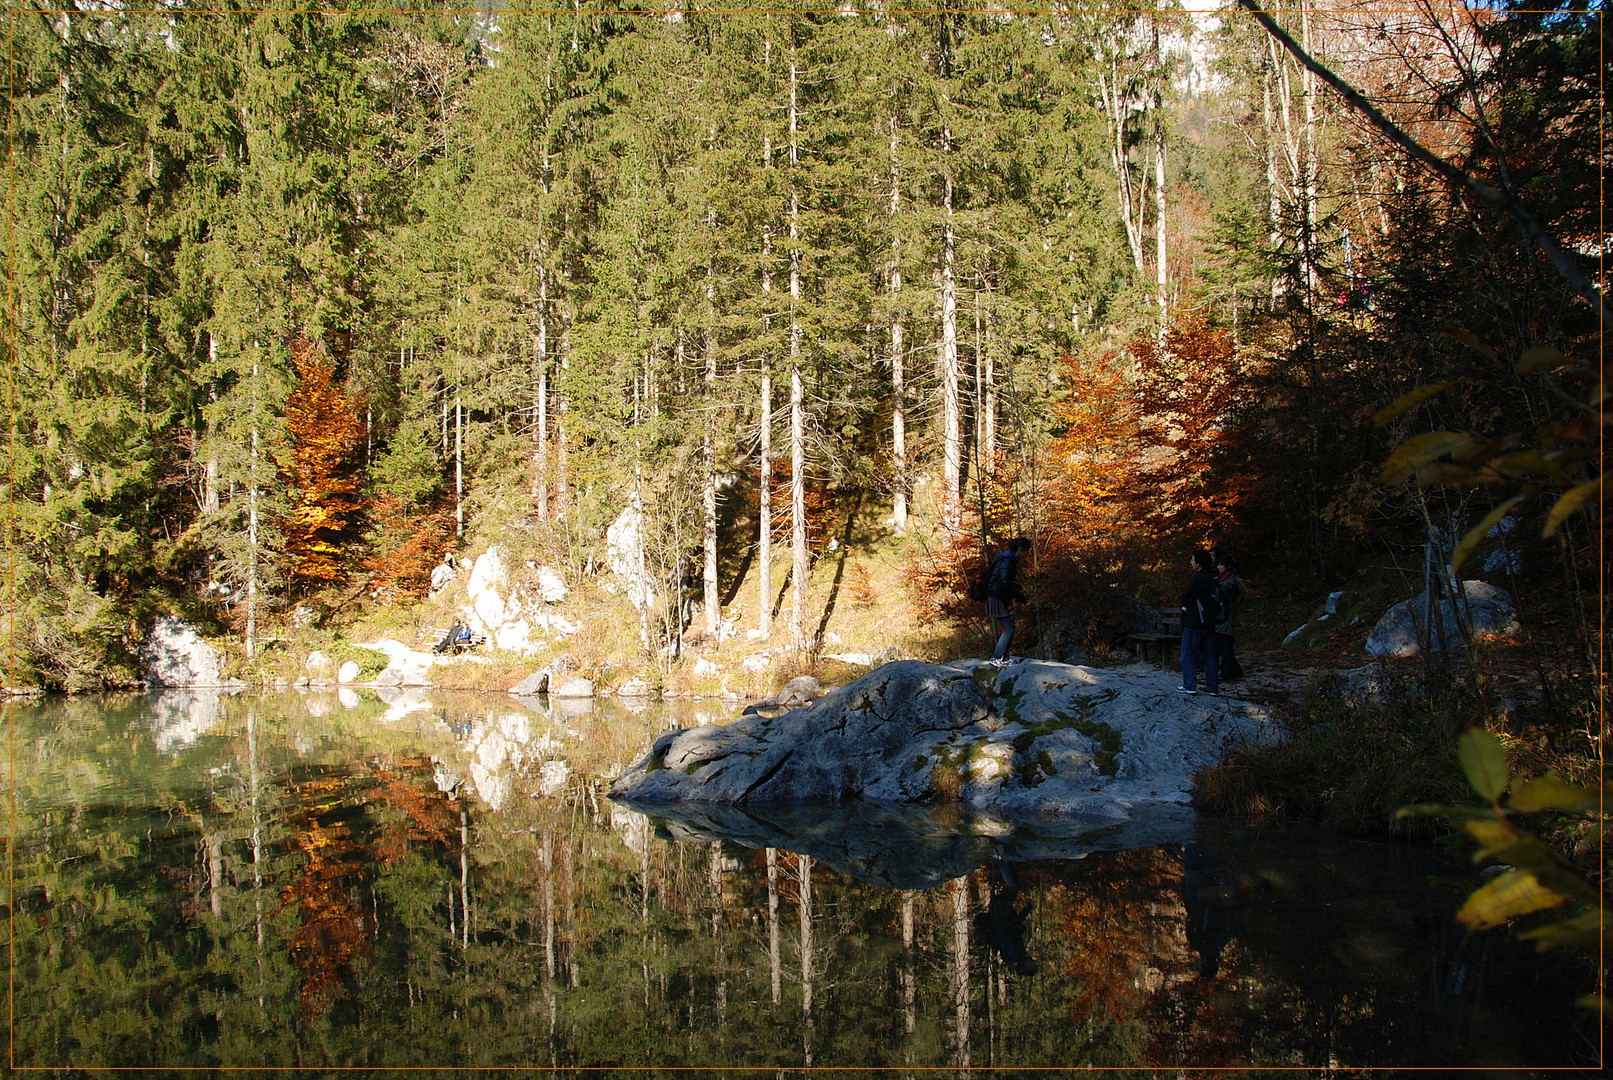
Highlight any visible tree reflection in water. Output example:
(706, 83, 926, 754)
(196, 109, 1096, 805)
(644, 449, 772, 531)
(6, 691, 1598, 1071)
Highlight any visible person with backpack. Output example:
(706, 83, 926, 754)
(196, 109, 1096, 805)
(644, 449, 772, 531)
(1177, 549, 1222, 695)
(1213, 552, 1248, 682)
(983, 536, 1031, 666)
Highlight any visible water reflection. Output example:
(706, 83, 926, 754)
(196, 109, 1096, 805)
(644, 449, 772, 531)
(626, 799, 1198, 890)
(6, 691, 1598, 1071)
(147, 687, 246, 753)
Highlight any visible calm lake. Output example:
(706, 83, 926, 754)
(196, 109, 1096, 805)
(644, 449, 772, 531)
(6, 688, 1598, 1072)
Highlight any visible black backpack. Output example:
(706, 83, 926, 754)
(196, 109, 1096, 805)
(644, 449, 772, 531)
(967, 562, 992, 602)
(967, 553, 1011, 603)
(1197, 580, 1227, 627)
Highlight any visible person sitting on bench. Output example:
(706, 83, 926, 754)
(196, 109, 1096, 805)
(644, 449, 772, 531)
(435, 619, 468, 654)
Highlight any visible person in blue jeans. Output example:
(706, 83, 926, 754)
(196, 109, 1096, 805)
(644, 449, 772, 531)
(985, 537, 1032, 666)
(1177, 549, 1219, 695)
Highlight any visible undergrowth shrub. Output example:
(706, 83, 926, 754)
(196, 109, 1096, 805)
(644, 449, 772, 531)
(1194, 678, 1478, 837)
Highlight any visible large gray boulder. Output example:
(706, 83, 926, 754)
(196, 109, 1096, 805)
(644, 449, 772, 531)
(509, 656, 570, 696)
(610, 659, 1273, 823)
(1365, 580, 1521, 657)
(140, 616, 238, 688)
(553, 675, 594, 699)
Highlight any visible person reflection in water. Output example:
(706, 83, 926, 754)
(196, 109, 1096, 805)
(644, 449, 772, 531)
(975, 856, 1038, 976)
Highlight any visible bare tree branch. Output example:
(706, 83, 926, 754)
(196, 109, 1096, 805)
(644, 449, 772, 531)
(1236, 0, 1610, 331)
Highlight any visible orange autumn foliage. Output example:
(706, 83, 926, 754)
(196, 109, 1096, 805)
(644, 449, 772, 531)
(1047, 315, 1265, 571)
(370, 755, 460, 867)
(904, 315, 1262, 649)
(279, 335, 368, 593)
(281, 775, 372, 1020)
(363, 495, 454, 602)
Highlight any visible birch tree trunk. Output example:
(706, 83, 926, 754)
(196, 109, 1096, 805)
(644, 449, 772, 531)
(889, 116, 907, 535)
(983, 293, 996, 464)
(1263, 61, 1284, 307)
(940, 165, 962, 535)
(204, 334, 219, 515)
(759, 224, 774, 640)
(761, 235, 774, 644)
(246, 349, 259, 659)
(1153, 15, 1169, 338)
(759, 42, 776, 637)
(901, 891, 916, 1037)
(555, 328, 569, 513)
(1096, 53, 1148, 274)
(788, 43, 809, 653)
(1300, 0, 1319, 295)
(532, 264, 549, 513)
(766, 846, 780, 1005)
(1154, 124, 1168, 336)
(950, 877, 971, 1071)
(454, 392, 463, 537)
(703, 213, 719, 638)
(799, 853, 815, 1068)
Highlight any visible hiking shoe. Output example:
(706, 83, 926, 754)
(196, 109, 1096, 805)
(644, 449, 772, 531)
(1175, 686, 1197, 695)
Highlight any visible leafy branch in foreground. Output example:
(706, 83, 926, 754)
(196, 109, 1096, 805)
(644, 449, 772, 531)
(1399, 728, 1605, 1012)
(1374, 334, 1605, 575)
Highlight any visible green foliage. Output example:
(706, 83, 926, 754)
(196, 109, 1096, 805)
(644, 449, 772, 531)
(1398, 727, 1606, 1010)
(369, 412, 445, 511)
(330, 641, 390, 681)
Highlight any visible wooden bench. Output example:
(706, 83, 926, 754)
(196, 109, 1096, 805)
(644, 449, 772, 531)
(1127, 632, 1178, 665)
(429, 627, 485, 655)
(1127, 607, 1182, 667)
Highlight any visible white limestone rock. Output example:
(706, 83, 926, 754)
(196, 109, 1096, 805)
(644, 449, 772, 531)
(553, 675, 594, 699)
(337, 660, 361, 684)
(1332, 661, 1403, 707)
(1365, 580, 1521, 657)
(509, 657, 570, 696)
(429, 560, 458, 598)
(357, 639, 434, 687)
(606, 498, 658, 612)
(147, 688, 242, 753)
(539, 760, 570, 796)
(742, 652, 772, 674)
(535, 565, 568, 604)
(376, 686, 433, 723)
(611, 660, 1274, 826)
(777, 675, 819, 707)
(140, 616, 236, 689)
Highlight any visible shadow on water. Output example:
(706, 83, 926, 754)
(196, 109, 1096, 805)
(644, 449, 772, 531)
(5, 689, 1600, 1072)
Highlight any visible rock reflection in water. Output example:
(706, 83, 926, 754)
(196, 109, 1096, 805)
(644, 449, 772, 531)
(146, 687, 245, 753)
(623, 798, 1196, 890)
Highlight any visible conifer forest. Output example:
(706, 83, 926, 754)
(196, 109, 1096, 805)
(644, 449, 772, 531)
(5, 1, 1605, 690)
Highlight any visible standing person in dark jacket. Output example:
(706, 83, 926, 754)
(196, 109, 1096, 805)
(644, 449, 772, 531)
(1178, 549, 1219, 695)
(1213, 552, 1247, 682)
(986, 537, 1032, 666)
